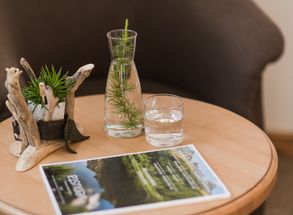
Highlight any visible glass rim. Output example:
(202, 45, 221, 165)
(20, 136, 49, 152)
(144, 93, 184, 110)
(107, 29, 137, 40)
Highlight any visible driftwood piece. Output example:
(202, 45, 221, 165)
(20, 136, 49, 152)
(20, 58, 36, 80)
(5, 68, 41, 148)
(39, 82, 46, 104)
(65, 64, 94, 120)
(16, 141, 64, 171)
(6, 104, 28, 157)
(44, 86, 59, 121)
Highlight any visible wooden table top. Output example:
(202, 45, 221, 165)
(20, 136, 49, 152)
(0, 94, 278, 215)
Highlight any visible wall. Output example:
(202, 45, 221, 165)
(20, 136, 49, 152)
(254, 0, 293, 134)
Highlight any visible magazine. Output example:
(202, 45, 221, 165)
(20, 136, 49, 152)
(39, 144, 231, 215)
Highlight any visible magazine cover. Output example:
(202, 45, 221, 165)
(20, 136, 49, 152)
(39, 144, 230, 215)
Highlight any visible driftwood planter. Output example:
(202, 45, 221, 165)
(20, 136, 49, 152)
(5, 58, 95, 171)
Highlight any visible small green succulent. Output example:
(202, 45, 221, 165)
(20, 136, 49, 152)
(22, 65, 74, 108)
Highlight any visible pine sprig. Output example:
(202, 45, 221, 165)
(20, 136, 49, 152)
(23, 65, 74, 109)
(112, 19, 134, 62)
(106, 19, 142, 129)
(107, 63, 142, 128)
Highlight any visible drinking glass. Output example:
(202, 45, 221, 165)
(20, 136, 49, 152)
(144, 94, 184, 147)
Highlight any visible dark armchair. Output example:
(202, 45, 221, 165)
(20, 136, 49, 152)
(0, 0, 284, 214)
(0, 0, 283, 127)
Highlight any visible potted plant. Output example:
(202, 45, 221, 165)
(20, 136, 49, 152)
(5, 58, 94, 171)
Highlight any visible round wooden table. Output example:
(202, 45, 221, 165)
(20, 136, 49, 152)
(0, 95, 278, 215)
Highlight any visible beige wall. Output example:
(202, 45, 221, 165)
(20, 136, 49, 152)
(254, 0, 293, 134)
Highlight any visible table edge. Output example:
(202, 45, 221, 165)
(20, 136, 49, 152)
(199, 126, 278, 215)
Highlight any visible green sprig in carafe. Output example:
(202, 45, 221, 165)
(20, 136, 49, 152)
(104, 19, 143, 138)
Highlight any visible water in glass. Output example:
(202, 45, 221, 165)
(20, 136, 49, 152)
(144, 94, 184, 147)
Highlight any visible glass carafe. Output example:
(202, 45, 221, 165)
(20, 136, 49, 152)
(104, 29, 143, 138)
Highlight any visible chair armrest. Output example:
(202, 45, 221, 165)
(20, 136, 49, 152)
(137, 0, 284, 126)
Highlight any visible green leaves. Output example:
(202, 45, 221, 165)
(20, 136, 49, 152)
(112, 18, 134, 61)
(123, 18, 129, 39)
(23, 65, 74, 108)
(23, 78, 42, 106)
(107, 62, 142, 128)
